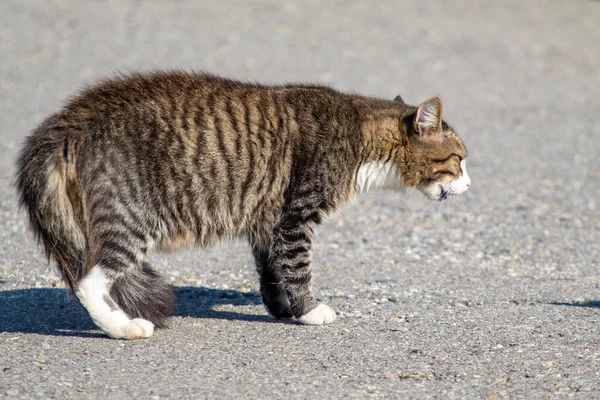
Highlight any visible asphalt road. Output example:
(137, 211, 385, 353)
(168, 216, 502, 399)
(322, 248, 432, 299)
(1, 1, 599, 398)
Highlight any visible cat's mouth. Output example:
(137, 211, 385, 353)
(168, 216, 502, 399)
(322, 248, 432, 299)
(419, 182, 467, 201)
(419, 184, 449, 201)
(440, 186, 449, 200)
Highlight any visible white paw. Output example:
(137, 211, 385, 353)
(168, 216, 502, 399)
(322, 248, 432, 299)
(123, 318, 154, 339)
(297, 304, 337, 325)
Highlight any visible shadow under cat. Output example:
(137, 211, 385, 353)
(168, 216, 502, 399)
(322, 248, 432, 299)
(548, 301, 600, 309)
(0, 286, 272, 338)
(5, 288, 596, 338)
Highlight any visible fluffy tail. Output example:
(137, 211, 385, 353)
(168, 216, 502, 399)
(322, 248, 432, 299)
(110, 262, 175, 328)
(15, 116, 87, 290)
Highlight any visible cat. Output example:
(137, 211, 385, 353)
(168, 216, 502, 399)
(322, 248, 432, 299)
(15, 72, 470, 339)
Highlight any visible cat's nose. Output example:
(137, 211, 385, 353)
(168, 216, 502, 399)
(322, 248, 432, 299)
(466, 183, 470, 188)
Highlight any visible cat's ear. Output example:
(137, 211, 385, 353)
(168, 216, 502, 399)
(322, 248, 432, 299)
(414, 97, 443, 136)
(394, 95, 405, 104)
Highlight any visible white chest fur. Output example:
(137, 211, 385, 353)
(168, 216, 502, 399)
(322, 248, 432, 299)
(356, 161, 403, 193)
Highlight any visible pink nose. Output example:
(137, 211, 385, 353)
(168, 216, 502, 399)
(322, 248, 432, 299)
(466, 183, 470, 188)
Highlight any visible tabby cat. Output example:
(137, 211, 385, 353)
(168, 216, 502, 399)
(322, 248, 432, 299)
(16, 72, 470, 339)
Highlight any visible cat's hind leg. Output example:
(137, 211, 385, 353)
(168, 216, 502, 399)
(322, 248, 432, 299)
(77, 261, 174, 339)
(76, 230, 174, 339)
(76, 265, 155, 339)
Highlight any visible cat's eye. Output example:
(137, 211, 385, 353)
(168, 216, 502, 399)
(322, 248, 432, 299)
(431, 154, 462, 163)
(434, 170, 456, 179)
(431, 155, 453, 163)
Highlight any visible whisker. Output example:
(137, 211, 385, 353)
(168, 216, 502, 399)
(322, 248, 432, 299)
(445, 198, 453, 215)
(420, 199, 437, 213)
(453, 196, 466, 214)
(457, 125, 474, 140)
(415, 194, 431, 211)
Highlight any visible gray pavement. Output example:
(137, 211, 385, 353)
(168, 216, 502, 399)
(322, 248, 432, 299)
(1, 1, 600, 398)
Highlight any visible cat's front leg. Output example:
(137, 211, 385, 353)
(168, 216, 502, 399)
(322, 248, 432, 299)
(270, 213, 337, 325)
(251, 246, 293, 319)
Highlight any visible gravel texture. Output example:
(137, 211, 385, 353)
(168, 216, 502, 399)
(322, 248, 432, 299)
(1, 0, 600, 398)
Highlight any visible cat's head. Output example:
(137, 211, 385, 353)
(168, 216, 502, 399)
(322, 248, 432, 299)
(402, 97, 470, 201)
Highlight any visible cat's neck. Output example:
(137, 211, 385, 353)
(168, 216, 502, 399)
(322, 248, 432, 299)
(356, 100, 413, 163)
(352, 99, 415, 193)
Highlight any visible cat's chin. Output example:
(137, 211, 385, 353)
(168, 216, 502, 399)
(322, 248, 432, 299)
(419, 184, 449, 201)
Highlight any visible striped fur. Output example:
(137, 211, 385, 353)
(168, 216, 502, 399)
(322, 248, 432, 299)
(15, 72, 468, 338)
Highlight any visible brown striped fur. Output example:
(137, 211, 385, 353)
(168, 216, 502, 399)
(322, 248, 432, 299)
(15, 71, 468, 336)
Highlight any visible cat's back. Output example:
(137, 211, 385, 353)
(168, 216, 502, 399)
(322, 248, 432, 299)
(62, 71, 249, 121)
(63, 71, 351, 122)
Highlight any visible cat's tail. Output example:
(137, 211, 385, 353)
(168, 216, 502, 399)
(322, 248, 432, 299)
(14, 116, 87, 291)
